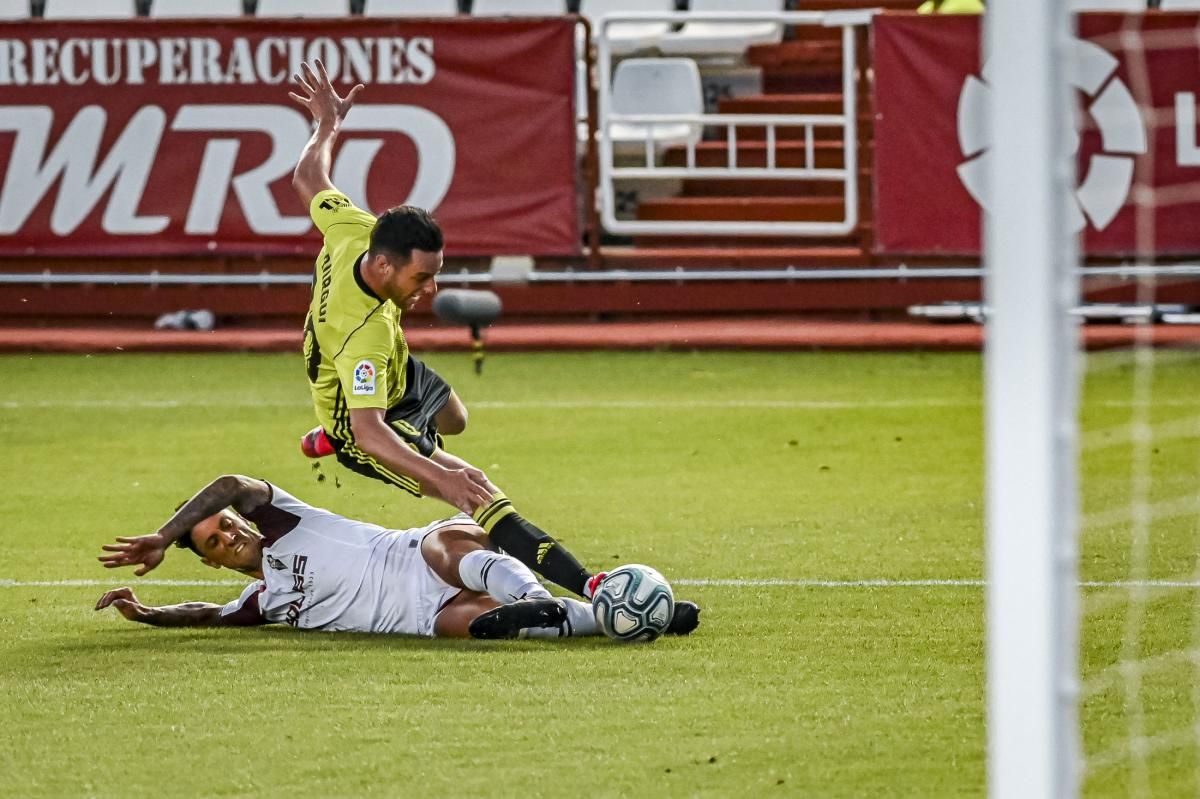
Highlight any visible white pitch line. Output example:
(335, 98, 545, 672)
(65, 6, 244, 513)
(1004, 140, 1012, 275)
(3, 397, 1197, 411)
(0, 398, 977, 411)
(0, 578, 249, 588)
(4, 578, 1200, 589)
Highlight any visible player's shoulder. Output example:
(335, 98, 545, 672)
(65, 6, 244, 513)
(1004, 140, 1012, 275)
(311, 189, 377, 235)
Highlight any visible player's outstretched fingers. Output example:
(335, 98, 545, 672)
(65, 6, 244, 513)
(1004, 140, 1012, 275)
(301, 61, 320, 91)
(95, 587, 133, 611)
(293, 69, 315, 95)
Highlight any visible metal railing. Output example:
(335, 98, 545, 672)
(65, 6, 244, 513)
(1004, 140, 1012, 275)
(3, 264, 1200, 286)
(595, 10, 874, 237)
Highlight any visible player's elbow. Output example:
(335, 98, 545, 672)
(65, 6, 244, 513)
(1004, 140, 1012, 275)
(215, 473, 246, 494)
(349, 415, 386, 454)
(291, 169, 314, 206)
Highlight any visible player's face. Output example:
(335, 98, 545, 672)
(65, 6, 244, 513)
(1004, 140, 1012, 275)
(190, 509, 263, 572)
(386, 249, 442, 311)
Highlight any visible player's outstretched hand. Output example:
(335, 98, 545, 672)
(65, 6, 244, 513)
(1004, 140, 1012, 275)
(288, 59, 363, 126)
(95, 587, 151, 622)
(97, 533, 168, 576)
(436, 468, 496, 516)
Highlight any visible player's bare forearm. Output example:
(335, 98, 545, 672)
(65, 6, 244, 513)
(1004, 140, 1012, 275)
(95, 588, 223, 627)
(158, 475, 270, 547)
(291, 120, 339, 205)
(431, 449, 499, 495)
(134, 602, 225, 627)
(349, 408, 493, 513)
(350, 411, 447, 487)
(288, 60, 362, 205)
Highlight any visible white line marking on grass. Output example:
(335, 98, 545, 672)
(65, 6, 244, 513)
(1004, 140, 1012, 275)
(0, 579, 249, 587)
(0, 399, 307, 410)
(5, 397, 1197, 411)
(475, 400, 980, 410)
(0, 398, 979, 411)
(5, 578, 1200, 589)
(677, 579, 1200, 588)
(674, 578, 985, 587)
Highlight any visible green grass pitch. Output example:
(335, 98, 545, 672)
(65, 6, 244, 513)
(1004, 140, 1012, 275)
(0, 349, 1197, 797)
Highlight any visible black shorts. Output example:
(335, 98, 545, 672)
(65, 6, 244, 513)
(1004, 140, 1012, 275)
(327, 356, 453, 494)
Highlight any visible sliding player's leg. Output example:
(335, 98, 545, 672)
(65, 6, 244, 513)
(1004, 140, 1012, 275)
(421, 523, 600, 639)
(469, 490, 701, 634)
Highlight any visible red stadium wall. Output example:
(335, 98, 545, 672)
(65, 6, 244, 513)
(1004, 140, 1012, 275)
(874, 12, 1200, 257)
(0, 13, 1196, 327)
(0, 17, 579, 257)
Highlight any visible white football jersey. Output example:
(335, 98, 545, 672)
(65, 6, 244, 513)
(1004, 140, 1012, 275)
(218, 483, 466, 636)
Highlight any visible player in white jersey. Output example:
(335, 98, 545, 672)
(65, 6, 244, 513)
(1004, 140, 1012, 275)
(94, 475, 601, 640)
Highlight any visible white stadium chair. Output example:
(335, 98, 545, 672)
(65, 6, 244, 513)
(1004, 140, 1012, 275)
(255, 0, 347, 17)
(0, 0, 27, 19)
(472, 0, 565, 15)
(1069, 0, 1145, 9)
(362, 0, 459, 15)
(43, 0, 136, 18)
(580, 0, 673, 55)
(657, 0, 784, 57)
(1159, 0, 1200, 9)
(151, 0, 244, 17)
(607, 57, 703, 157)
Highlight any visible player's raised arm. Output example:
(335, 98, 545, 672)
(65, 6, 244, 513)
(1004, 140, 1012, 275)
(289, 59, 364, 206)
(97, 475, 271, 575)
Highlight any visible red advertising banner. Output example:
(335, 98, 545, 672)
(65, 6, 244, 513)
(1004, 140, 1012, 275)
(874, 13, 1200, 257)
(0, 18, 579, 257)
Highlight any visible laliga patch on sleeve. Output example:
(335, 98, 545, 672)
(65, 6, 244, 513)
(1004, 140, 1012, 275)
(352, 360, 377, 395)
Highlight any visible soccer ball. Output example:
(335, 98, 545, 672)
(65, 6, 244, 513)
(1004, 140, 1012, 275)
(592, 564, 674, 642)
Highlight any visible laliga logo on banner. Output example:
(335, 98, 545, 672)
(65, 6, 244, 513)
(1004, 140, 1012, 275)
(0, 103, 455, 236)
(956, 38, 1147, 232)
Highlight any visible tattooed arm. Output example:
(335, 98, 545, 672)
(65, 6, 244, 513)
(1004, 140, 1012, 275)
(95, 587, 224, 627)
(97, 475, 272, 575)
(94, 587, 268, 628)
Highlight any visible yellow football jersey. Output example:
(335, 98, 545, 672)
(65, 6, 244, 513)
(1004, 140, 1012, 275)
(302, 189, 409, 442)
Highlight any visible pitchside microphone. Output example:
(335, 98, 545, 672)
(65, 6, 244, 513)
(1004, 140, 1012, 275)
(432, 289, 502, 375)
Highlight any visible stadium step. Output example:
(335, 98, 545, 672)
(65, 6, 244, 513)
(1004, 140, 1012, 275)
(747, 39, 843, 70)
(718, 93, 844, 115)
(600, 245, 872, 269)
(679, 175, 868, 198)
(636, 196, 847, 224)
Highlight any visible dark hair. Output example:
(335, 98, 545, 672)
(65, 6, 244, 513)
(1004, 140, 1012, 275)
(171, 500, 202, 556)
(176, 529, 201, 556)
(370, 205, 443, 263)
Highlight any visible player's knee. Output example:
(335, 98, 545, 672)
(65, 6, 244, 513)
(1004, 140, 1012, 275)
(421, 525, 494, 586)
(436, 394, 468, 436)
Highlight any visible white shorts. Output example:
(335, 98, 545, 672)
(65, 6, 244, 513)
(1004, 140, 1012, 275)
(401, 516, 472, 637)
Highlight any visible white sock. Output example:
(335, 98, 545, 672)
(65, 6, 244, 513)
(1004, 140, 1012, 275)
(524, 598, 601, 638)
(458, 550, 551, 604)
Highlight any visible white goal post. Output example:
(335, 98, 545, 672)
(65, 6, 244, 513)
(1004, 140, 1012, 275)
(984, 0, 1081, 797)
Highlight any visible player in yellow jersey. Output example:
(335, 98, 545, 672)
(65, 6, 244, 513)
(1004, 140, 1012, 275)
(287, 61, 700, 635)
